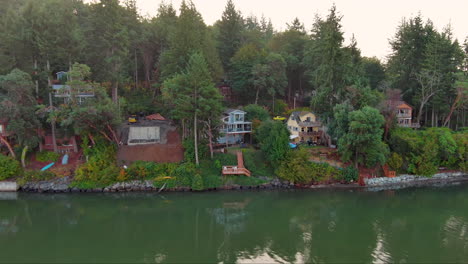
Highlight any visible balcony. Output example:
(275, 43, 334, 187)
(398, 123, 420, 128)
(298, 121, 322, 127)
(397, 113, 411, 118)
(221, 127, 252, 133)
(299, 131, 321, 137)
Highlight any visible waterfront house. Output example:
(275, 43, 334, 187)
(286, 111, 323, 143)
(52, 71, 94, 105)
(386, 100, 420, 128)
(117, 114, 184, 164)
(218, 109, 252, 145)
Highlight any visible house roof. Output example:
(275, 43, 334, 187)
(224, 109, 246, 115)
(146, 113, 166, 121)
(289, 111, 321, 127)
(385, 100, 413, 109)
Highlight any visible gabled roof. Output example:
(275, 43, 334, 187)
(224, 109, 246, 115)
(385, 100, 413, 109)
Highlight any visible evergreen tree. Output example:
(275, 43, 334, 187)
(162, 53, 223, 165)
(304, 5, 348, 117)
(216, 0, 244, 72)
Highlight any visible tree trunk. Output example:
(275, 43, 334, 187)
(416, 100, 427, 125)
(112, 82, 119, 104)
(194, 112, 199, 166)
(206, 120, 214, 159)
(47, 59, 51, 86)
(134, 49, 138, 90)
(21, 146, 28, 168)
(34, 60, 38, 98)
(0, 135, 15, 158)
(255, 87, 260, 105)
(431, 108, 435, 127)
(49, 93, 58, 153)
(443, 90, 462, 127)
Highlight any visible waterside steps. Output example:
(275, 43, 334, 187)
(222, 151, 251, 177)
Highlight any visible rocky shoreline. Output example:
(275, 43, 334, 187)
(18, 177, 296, 193)
(15, 171, 468, 193)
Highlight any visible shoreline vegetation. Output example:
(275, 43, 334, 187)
(0, 1, 467, 191)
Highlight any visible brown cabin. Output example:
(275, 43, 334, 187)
(386, 100, 420, 128)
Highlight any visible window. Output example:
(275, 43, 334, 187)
(234, 114, 243, 122)
(0, 124, 3, 134)
(306, 117, 311, 122)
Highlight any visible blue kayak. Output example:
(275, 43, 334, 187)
(62, 154, 69, 165)
(41, 162, 55, 171)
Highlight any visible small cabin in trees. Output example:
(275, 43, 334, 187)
(287, 111, 323, 143)
(386, 100, 420, 128)
(218, 109, 252, 145)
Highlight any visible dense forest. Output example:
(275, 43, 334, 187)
(1, 0, 466, 127)
(0, 0, 467, 185)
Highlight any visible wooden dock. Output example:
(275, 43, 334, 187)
(222, 151, 251, 177)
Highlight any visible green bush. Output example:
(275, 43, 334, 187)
(191, 174, 204, 191)
(36, 151, 61, 162)
(0, 154, 22, 180)
(277, 149, 341, 184)
(202, 174, 222, 189)
(341, 166, 358, 182)
(17, 170, 56, 185)
(387, 152, 403, 172)
(153, 176, 178, 189)
(73, 141, 120, 187)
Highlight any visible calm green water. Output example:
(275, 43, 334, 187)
(1, 184, 468, 263)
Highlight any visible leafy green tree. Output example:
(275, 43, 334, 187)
(229, 43, 266, 102)
(338, 106, 389, 168)
(276, 149, 313, 184)
(162, 53, 223, 165)
(257, 121, 290, 165)
(244, 104, 270, 121)
(0, 69, 41, 157)
(0, 154, 22, 180)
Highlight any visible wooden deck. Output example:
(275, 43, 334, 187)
(222, 151, 251, 177)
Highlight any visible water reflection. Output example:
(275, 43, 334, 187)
(0, 186, 467, 263)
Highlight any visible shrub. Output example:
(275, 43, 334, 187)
(387, 153, 403, 172)
(202, 174, 222, 189)
(20, 170, 55, 183)
(276, 149, 313, 184)
(36, 151, 61, 162)
(191, 174, 204, 191)
(341, 166, 358, 182)
(73, 141, 120, 187)
(0, 154, 22, 180)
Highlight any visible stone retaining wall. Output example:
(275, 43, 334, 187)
(365, 172, 467, 187)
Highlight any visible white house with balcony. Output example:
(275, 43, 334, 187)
(218, 109, 252, 145)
